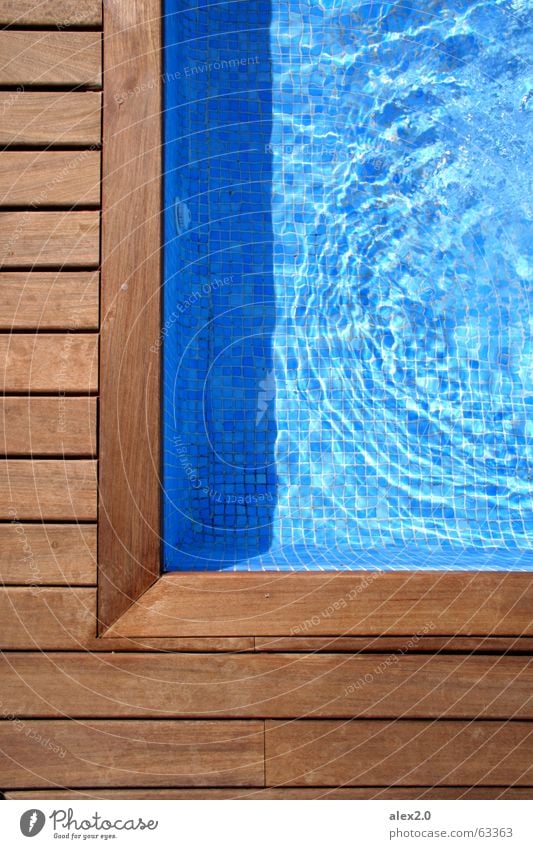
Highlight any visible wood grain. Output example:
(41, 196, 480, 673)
(0, 587, 252, 651)
(0, 152, 100, 208)
(0, 0, 102, 26)
(0, 272, 99, 330)
(0, 212, 100, 267)
(107, 572, 533, 638)
(99, 0, 161, 629)
(0, 587, 96, 649)
(0, 459, 97, 520)
(0, 92, 101, 146)
(0, 32, 101, 87)
(0, 720, 264, 788)
(255, 636, 533, 653)
(1, 653, 532, 719)
(93, 637, 255, 652)
(6, 788, 533, 800)
(0, 524, 96, 584)
(0, 397, 96, 455)
(265, 720, 533, 786)
(0, 334, 97, 391)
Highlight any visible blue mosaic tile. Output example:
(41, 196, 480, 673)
(162, 0, 533, 571)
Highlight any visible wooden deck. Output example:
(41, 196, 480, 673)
(0, 0, 532, 800)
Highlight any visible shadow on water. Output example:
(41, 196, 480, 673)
(162, 0, 276, 569)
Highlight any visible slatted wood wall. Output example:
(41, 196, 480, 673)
(0, 1, 531, 801)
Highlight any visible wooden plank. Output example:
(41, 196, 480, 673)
(1, 653, 532, 719)
(0, 720, 264, 788)
(0, 397, 96, 455)
(0, 334, 97, 392)
(107, 572, 533, 638)
(0, 272, 99, 330)
(256, 636, 533, 653)
(0, 212, 100, 268)
(99, 0, 161, 629)
(0, 152, 100, 208)
(0, 587, 252, 650)
(0, 524, 96, 584)
(0, 92, 101, 146)
(0, 0, 102, 26)
(93, 637, 255, 652)
(0, 32, 101, 87)
(266, 720, 533, 786)
(6, 788, 533, 800)
(0, 460, 97, 520)
(0, 588, 95, 649)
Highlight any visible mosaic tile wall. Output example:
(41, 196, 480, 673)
(162, 0, 276, 568)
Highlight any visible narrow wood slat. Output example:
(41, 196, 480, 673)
(0, 397, 96, 455)
(0, 152, 100, 208)
(0, 212, 100, 267)
(107, 572, 533, 638)
(94, 638, 255, 652)
(0, 334, 97, 391)
(0, 272, 99, 330)
(0, 524, 96, 584)
(1, 653, 532, 719)
(0, 92, 101, 146)
(99, 0, 161, 629)
(0, 460, 97, 520)
(0, 587, 95, 648)
(0, 32, 101, 87)
(266, 720, 533, 786)
(255, 636, 533, 653)
(0, 587, 253, 651)
(0, 720, 264, 788)
(0, 0, 102, 26)
(6, 788, 533, 800)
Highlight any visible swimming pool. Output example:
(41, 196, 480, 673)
(162, 0, 532, 571)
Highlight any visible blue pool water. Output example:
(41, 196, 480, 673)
(162, 0, 532, 571)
